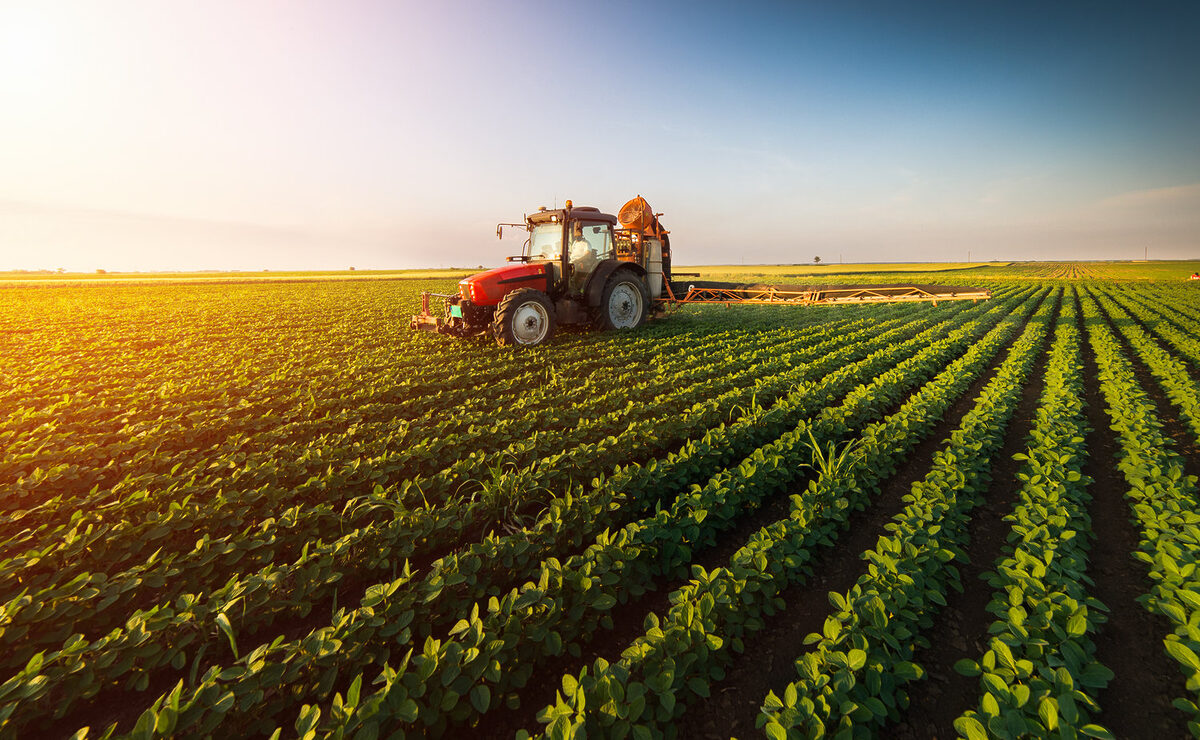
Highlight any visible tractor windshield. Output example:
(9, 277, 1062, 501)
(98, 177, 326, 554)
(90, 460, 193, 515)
(528, 223, 562, 261)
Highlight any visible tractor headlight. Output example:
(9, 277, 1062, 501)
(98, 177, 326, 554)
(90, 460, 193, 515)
(459, 279, 486, 303)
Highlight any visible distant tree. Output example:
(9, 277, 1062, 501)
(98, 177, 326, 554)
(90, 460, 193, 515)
(477, 265, 484, 269)
(96, 268, 107, 274)
(349, 266, 356, 271)
(813, 256, 822, 265)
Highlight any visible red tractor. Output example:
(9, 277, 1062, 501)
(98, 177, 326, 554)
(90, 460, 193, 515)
(411, 196, 671, 347)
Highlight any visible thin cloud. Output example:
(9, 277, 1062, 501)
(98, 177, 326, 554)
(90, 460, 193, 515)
(1094, 183, 1200, 212)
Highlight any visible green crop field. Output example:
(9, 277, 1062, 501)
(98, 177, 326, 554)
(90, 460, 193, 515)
(3, 262, 1200, 739)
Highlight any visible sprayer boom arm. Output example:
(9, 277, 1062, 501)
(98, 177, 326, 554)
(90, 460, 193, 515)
(665, 282, 990, 306)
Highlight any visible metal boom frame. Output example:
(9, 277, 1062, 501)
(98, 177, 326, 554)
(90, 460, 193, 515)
(660, 283, 990, 307)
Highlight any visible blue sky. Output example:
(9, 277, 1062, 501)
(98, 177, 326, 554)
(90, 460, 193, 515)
(1, 0, 1198, 270)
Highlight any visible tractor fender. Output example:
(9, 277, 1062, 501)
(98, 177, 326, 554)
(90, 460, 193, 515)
(584, 260, 647, 308)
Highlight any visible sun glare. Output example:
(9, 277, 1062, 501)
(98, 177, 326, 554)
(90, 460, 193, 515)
(0, 6, 67, 98)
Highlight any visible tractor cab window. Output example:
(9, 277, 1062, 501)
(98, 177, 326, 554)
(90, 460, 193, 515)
(569, 222, 613, 290)
(568, 222, 613, 262)
(586, 223, 614, 259)
(528, 223, 562, 261)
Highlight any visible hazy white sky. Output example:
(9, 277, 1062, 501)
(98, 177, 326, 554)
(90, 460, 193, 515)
(2, 0, 1198, 271)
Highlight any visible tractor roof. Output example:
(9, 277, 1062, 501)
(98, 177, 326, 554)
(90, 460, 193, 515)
(527, 205, 618, 226)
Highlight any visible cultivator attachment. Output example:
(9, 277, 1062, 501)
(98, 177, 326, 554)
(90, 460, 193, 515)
(410, 292, 458, 333)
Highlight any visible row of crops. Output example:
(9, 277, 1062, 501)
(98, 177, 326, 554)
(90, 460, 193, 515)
(2, 273, 1200, 738)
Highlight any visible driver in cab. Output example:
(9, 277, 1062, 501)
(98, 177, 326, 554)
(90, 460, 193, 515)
(569, 222, 598, 288)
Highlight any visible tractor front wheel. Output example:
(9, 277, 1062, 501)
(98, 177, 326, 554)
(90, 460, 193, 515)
(595, 270, 648, 331)
(493, 288, 556, 347)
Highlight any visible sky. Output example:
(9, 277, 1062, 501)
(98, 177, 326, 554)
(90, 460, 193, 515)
(2, 0, 1199, 271)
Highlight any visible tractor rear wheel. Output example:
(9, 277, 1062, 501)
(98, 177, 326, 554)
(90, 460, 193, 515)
(595, 270, 648, 331)
(493, 288, 556, 347)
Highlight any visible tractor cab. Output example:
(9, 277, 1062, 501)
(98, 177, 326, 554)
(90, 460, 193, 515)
(514, 203, 618, 297)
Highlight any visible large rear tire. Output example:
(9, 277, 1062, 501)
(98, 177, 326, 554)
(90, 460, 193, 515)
(595, 270, 648, 331)
(492, 288, 556, 347)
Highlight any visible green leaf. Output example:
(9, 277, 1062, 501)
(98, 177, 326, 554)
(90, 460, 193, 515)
(823, 616, 842, 641)
(215, 612, 238, 659)
(397, 698, 419, 723)
(981, 692, 1001, 718)
(847, 649, 867, 671)
(294, 704, 321, 738)
(549, 715, 570, 740)
(954, 659, 982, 677)
(1039, 697, 1058, 731)
(765, 721, 788, 740)
(562, 673, 578, 697)
(1079, 662, 1115, 689)
(762, 691, 785, 711)
(352, 724, 379, 740)
(1165, 640, 1200, 671)
(1177, 590, 1200, 611)
(1080, 724, 1116, 739)
(954, 715, 988, 740)
(470, 685, 491, 713)
(784, 683, 798, 707)
(154, 705, 178, 735)
(993, 640, 1017, 673)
